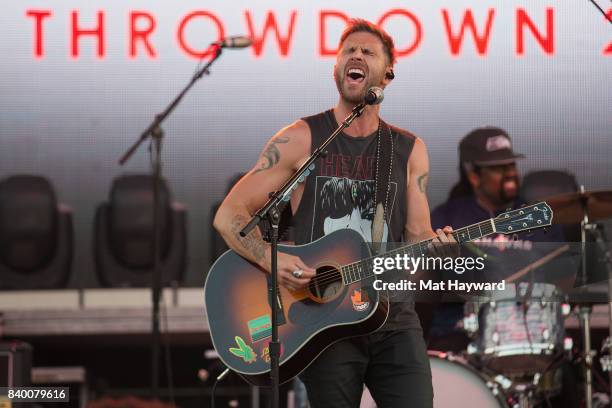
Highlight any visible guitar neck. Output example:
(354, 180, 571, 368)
(340, 218, 497, 285)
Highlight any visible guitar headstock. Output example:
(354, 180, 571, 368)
(494, 202, 553, 234)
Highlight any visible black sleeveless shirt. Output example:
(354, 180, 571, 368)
(292, 109, 421, 330)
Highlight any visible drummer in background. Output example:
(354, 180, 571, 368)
(428, 126, 564, 348)
(427, 126, 578, 407)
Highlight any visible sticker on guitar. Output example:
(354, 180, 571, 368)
(247, 314, 272, 343)
(229, 336, 257, 364)
(351, 289, 370, 312)
(261, 340, 285, 364)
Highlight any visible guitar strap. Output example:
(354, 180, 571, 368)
(371, 120, 394, 255)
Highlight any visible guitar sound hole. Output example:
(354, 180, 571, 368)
(308, 265, 343, 302)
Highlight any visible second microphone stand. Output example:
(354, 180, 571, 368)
(240, 101, 372, 408)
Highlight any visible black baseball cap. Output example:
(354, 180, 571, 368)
(459, 127, 525, 166)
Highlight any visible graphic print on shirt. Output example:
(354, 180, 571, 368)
(310, 176, 397, 243)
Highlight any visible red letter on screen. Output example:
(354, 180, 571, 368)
(377, 9, 422, 58)
(130, 11, 157, 59)
(71, 10, 105, 58)
(319, 11, 349, 57)
(26, 10, 52, 59)
(442, 9, 495, 56)
(244, 10, 298, 58)
(516, 8, 554, 56)
(177, 11, 225, 59)
(604, 9, 612, 55)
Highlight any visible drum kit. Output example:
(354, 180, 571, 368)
(295, 189, 612, 408)
(429, 189, 612, 408)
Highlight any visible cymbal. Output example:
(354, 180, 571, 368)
(546, 190, 612, 224)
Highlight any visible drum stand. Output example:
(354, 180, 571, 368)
(579, 220, 612, 407)
(504, 369, 560, 408)
(590, 222, 612, 397)
(600, 231, 612, 399)
(578, 186, 596, 408)
(511, 382, 536, 408)
(579, 304, 594, 408)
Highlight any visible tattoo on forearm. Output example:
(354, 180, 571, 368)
(417, 172, 429, 193)
(231, 214, 266, 262)
(253, 136, 290, 173)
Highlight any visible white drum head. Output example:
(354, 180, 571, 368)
(430, 353, 506, 408)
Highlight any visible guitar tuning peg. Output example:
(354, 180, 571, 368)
(298, 175, 305, 182)
(309, 163, 316, 171)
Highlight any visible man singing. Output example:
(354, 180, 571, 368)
(214, 19, 454, 407)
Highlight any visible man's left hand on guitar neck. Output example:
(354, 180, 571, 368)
(428, 226, 460, 258)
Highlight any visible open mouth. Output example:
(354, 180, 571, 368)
(346, 68, 366, 83)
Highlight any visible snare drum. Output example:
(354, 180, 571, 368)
(475, 283, 564, 375)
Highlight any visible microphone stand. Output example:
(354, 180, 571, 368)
(118, 44, 223, 398)
(240, 101, 371, 408)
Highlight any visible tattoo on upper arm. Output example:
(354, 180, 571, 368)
(253, 136, 290, 174)
(231, 214, 266, 262)
(417, 172, 429, 193)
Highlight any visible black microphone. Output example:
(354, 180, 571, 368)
(364, 87, 384, 105)
(215, 36, 252, 49)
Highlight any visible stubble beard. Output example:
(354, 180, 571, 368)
(334, 67, 382, 105)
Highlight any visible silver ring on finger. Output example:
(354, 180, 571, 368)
(292, 269, 304, 279)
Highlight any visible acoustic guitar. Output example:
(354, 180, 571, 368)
(204, 202, 553, 386)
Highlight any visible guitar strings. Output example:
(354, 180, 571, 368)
(295, 221, 495, 288)
(302, 236, 448, 288)
(299, 236, 443, 289)
(287, 208, 540, 290)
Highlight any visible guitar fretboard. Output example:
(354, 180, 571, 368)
(340, 219, 496, 285)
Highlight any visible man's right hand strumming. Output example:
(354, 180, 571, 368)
(263, 249, 316, 292)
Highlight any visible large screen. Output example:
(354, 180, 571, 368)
(1, 1, 611, 286)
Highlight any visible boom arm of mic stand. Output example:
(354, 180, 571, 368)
(118, 45, 223, 166)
